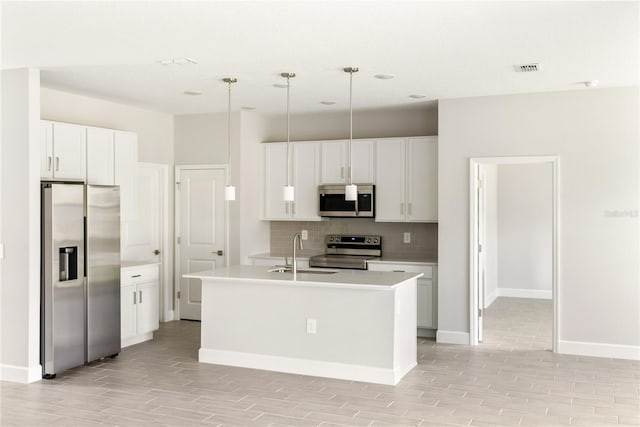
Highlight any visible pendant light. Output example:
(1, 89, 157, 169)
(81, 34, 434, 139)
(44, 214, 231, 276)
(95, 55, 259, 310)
(344, 66, 359, 201)
(223, 77, 237, 201)
(282, 72, 296, 202)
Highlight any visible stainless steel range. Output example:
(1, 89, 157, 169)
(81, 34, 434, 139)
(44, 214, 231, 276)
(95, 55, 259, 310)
(309, 234, 382, 270)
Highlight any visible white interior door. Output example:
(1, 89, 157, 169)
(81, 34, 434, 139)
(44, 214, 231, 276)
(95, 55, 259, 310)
(178, 168, 226, 320)
(122, 164, 161, 262)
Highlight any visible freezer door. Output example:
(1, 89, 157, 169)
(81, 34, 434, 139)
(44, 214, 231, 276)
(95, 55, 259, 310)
(41, 183, 86, 376)
(86, 185, 121, 361)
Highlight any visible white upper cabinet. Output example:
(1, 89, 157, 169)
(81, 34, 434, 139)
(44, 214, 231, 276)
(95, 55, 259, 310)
(263, 143, 289, 220)
(292, 142, 321, 220)
(41, 121, 53, 178)
(114, 131, 138, 222)
(86, 127, 115, 185)
(406, 137, 438, 222)
(320, 140, 375, 184)
(262, 142, 322, 221)
(375, 136, 438, 223)
(41, 121, 86, 181)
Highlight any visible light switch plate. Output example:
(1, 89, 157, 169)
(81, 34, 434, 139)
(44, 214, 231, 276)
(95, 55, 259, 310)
(301, 230, 308, 240)
(306, 318, 317, 334)
(403, 232, 411, 244)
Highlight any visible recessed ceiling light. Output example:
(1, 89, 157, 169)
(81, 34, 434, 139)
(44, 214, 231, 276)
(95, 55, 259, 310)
(158, 57, 199, 66)
(584, 80, 599, 88)
(241, 106, 256, 110)
(374, 74, 395, 80)
(273, 83, 288, 89)
(409, 94, 427, 99)
(320, 101, 336, 106)
(183, 90, 202, 96)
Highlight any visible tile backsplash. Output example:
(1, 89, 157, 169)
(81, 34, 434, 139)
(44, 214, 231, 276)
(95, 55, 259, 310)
(270, 219, 437, 259)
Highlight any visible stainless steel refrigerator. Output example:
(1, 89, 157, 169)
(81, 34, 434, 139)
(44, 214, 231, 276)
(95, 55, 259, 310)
(41, 182, 121, 378)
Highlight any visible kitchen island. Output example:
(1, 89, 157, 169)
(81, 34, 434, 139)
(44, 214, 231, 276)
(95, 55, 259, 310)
(184, 266, 422, 385)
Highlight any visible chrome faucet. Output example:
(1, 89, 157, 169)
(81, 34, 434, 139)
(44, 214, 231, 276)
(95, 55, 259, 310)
(292, 233, 304, 280)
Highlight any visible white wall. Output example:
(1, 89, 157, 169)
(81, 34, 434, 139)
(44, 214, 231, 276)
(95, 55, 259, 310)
(0, 69, 42, 382)
(262, 103, 437, 141)
(438, 87, 639, 358)
(497, 163, 552, 296)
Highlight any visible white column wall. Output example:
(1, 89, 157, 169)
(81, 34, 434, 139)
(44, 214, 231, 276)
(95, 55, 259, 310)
(0, 68, 42, 382)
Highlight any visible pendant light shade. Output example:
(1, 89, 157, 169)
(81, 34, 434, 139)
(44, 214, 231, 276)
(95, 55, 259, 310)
(282, 72, 296, 202)
(223, 77, 237, 201)
(344, 67, 359, 201)
(225, 185, 236, 201)
(283, 185, 295, 202)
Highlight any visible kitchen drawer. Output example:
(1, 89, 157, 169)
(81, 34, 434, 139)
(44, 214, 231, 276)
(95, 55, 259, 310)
(367, 262, 433, 279)
(121, 264, 159, 285)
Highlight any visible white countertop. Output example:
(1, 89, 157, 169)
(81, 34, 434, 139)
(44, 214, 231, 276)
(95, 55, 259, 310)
(185, 265, 422, 290)
(248, 253, 310, 261)
(121, 261, 160, 270)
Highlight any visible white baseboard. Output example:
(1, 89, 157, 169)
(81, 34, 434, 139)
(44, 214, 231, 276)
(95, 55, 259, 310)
(558, 340, 640, 361)
(199, 348, 414, 385)
(417, 328, 436, 339)
(436, 330, 470, 345)
(163, 310, 175, 322)
(485, 289, 499, 308)
(497, 288, 552, 300)
(0, 363, 42, 383)
(121, 332, 154, 349)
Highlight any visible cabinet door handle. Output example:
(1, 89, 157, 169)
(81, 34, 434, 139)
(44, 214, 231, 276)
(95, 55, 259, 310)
(408, 202, 412, 216)
(55, 157, 60, 171)
(133, 291, 137, 305)
(341, 166, 344, 179)
(400, 203, 404, 215)
(139, 290, 142, 304)
(292, 202, 296, 215)
(131, 274, 141, 278)
(47, 156, 52, 171)
(393, 270, 406, 272)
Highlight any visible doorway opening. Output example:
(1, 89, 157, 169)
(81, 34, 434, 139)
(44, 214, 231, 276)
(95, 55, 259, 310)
(469, 156, 559, 351)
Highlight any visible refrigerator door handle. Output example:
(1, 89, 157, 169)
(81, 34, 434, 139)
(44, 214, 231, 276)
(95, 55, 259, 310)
(139, 290, 142, 304)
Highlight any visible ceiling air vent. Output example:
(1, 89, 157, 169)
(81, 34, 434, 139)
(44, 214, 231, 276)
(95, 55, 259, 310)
(515, 63, 542, 72)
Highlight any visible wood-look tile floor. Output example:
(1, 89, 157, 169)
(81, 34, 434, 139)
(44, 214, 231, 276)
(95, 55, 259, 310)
(2, 298, 638, 426)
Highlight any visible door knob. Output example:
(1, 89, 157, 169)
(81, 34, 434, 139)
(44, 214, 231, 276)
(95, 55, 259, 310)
(153, 249, 160, 255)
(212, 250, 224, 256)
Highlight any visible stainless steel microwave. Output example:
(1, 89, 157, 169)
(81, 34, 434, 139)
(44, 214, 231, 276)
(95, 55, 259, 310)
(318, 184, 374, 217)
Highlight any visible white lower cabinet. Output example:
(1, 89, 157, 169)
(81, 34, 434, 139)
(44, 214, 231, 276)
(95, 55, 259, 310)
(121, 264, 159, 348)
(367, 261, 437, 335)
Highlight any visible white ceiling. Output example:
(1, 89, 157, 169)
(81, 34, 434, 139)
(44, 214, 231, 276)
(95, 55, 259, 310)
(2, 1, 638, 115)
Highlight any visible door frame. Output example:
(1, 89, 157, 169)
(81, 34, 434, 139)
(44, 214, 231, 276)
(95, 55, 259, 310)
(174, 164, 229, 320)
(469, 156, 560, 351)
(137, 162, 172, 322)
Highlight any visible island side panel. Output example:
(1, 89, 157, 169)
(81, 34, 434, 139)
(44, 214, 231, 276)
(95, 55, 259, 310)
(393, 278, 418, 383)
(199, 278, 397, 384)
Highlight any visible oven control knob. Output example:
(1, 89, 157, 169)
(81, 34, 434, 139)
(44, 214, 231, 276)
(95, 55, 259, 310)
(373, 238, 379, 243)
(366, 238, 371, 243)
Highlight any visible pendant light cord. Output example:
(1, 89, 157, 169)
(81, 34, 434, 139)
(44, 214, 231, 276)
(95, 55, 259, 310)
(348, 70, 353, 186)
(227, 80, 232, 185)
(286, 76, 291, 187)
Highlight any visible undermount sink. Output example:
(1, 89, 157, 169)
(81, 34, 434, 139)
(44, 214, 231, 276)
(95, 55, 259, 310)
(268, 267, 337, 275)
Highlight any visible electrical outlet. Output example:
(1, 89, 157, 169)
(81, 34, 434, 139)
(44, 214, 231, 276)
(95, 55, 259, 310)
(301, 229, 308, 240)
(306, 318, 317, 334)
(403, 232, 411, 244)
